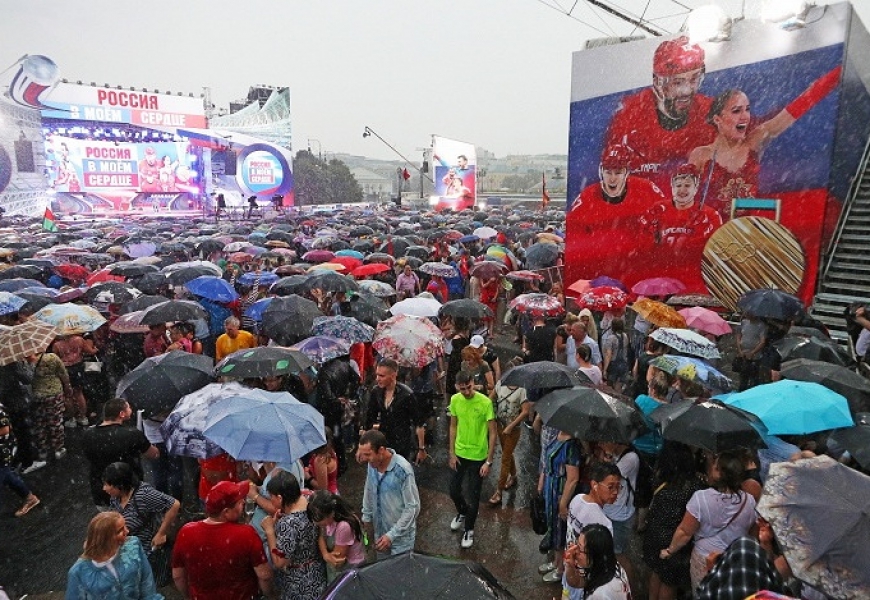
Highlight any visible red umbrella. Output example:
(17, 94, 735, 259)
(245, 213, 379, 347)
(352, 263, 391, 278)
(509, 293, 564, 318)
(631, 277, 686, 297)
(331, 256, 363, 271)
(470, 261, 508, 280)
(506, 270, 545, 283)
(54, 263, 90, 281)
(567, 279, 592, 295)
(577, 286, 629, 311)
(87, 268, 125, 287)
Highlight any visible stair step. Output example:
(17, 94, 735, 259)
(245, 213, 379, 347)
(838, 234, 870, 243)
(820, 282, 870, 294)
(830, 257, 870, 267)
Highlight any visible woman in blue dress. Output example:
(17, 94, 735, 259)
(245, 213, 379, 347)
(538, 430, 582, 584)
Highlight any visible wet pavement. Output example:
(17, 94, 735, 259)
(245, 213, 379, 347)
(1, 331, 656, 600)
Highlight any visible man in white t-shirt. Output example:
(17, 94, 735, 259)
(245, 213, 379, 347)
(566, 322, 602, 369)
(599, 441, 639, 593)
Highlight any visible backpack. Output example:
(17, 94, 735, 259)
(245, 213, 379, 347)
(606, 333, 630, 382)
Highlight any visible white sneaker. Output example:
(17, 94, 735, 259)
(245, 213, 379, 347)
(450, 514, 465, 532)
(543, 570, 562, 583)
(54, 448, 67, 460)
(538, 561, 556, 574)
(461, 530, 474, 549)
(64, 419, 77, 428)
(22, 461, 47, 474)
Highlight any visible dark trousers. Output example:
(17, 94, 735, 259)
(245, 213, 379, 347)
(8, 406, 34, 468)
(0, 465, 30, 499)
(449, 457, 485, 531)
(143, 443, 184, 500)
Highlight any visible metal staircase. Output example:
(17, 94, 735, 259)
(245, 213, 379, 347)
(810, 137, 870, 342)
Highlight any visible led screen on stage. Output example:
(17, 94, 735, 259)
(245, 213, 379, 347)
(432, 136, 476, 211)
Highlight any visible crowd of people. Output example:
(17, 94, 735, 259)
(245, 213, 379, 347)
(0, 204, 866, 600)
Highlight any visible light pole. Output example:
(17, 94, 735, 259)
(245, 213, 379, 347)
(362, 126, 433, 184)
(307, 138, 322, 160)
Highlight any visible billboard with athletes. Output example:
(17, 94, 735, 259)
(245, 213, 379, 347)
(565, 3, 870, 307)
(432, 135, 476, 212)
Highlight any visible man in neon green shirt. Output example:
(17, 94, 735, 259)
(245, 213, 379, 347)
(448, 370, 497, 549)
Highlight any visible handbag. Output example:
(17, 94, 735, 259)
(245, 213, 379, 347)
(83, 359, 103, 373)
(530, 492, 548, 535)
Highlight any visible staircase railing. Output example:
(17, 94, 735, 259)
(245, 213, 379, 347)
(821, 134, 870, 287)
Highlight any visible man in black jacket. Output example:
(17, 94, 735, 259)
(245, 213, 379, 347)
(362, 359, 426, 463)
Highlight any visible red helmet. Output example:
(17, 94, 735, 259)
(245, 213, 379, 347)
(600, 144, 632, 170)
(672, 163, 700, 181)
(653, 36, 705, 77)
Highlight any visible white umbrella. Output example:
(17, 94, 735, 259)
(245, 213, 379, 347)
(650, 327, 721, 360)
(390, 296, 442, 317)
(473, 226, 498, 239)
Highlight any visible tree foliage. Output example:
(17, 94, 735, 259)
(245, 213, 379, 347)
(293, 150, 363, 205)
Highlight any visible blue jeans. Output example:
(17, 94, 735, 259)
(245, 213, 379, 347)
(449, 457, 485, 531)
(143, 443, 184, 499)
(0, 465, 31, 500)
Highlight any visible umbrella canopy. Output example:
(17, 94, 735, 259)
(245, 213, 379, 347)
(303, 249, 335, 263)
(631, 277, 685, 297)
(650, 355, 732, 392)
(0, 278, 44, 292)
(109, 262, 159, 278)
(53, 263, 90, 281)
(419, 262, 458, 278)
(500, 361, 584, 390)
(390, 296, 442, 318)
(312, 315, 375, 344)
(0, 320, 58, 366)
(439, 298, 493, 320)
(721, 380, 853, 435)
(828, 412, 870, 468)
(536, 386, 648, 444)
(631, 298, 687, 329)
(469, 260, 508, 280)
(525, 242, 560, 269)
(651, 399, 765, 453)
(165, 265, 220, 286)
(290, 335, 351, 366)
(667, 293, 726, 309)
(243, 297, 273, 322)
(215, 346, 313, 379)
(0, 291, 27, 316)
(590, 275, 627, 292)
(160, 382, 248, 458)
(774, 334, 853, 367)
(509, 293, 564, 319)
(120, 294, 168, 315)
(109, 310, 150, 334)
(737, 288, 805, 321)
(677, 306, 732, 337)
(372, 314, 443, 368)
(33, 303, 106, 335)
(238, 271, 280, 287)
(576, 286, 629, 311)
(270, 275, 311, 297)
(116, 350, 214, 417)
(473, 226, 498, 239)
(649, 327, 721, 360)
(366, 252, 395, 265)
(133, 272, 169, 295)
(139, 300, 207, 325)
(85, 282, 141, 304)
(184, 276, 239, 302)
(757, 456, 870, 599)
(780, 358, 870, 414)
(203, 389, 326, 462)
(324, 551, 514, 600)
(351, 263, 392, 278)
(404, 245, 431, 260)
(15, 293, 54, 312)
(357, 279, 396, 298)
(505, 270, 545, 283)
(305, 270, 360, 294)
(348, 292, 390, 327)
(261, 295, 323, 345)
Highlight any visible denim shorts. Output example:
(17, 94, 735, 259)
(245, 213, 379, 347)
(611, 513, 636, 554)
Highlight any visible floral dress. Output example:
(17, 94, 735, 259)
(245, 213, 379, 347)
(274, 510, 326, 600)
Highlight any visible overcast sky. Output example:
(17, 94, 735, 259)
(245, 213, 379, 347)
(2, 0, 867, 161)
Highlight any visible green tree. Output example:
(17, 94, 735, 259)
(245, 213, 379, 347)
(293, 150, 363, 206)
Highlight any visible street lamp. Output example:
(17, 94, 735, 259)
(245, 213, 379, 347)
(362, 126, 433, 184)
(307, 138, 322, 160)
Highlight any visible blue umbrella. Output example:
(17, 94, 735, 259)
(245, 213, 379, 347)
(203, 389, 326, 462)
(290, 335, 351, 366)
(161, 382, 246, 458)
(311, 315, 375, 344)
(721, 380, 853, 435)
(184, 276, 239, 302)
(458, 234, 480, 244)
(0, 291, 27, 316)
(335, 249, 364, 259)
(0, 278, 43, 292)
(16, 286, 61, 298)
(239, 271, 279, 287)
(244, 297, 273, 322)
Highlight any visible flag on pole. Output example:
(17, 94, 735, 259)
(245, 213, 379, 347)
(42, 207, 59, 232)
(541, 172, 550, 211)
(402, 168, 411, 181)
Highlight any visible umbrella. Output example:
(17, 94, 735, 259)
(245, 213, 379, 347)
(160, 382, 248, 458)
(525, 242, 560, 269)
(139, 300, 207, 325)
(366, 252, 395, 265)
(828, 412, 870, 468)
(17, 286, 60, 299)
(757, 456, 870, 599)
(116, 350, 215, 417)
(0, 278, 44, 292)
(304, 270, 360, 294)
(109, 310, 150, 334)
(15, 293, 54, 312)
(651, 399, 765, 453)
(0, 320, 58, 366)
(331, 256, 363, 272)
(85, 269, 126, 287)
(500, 361, 583, 390)
(166, 265, 221, 286)
(85, 282, 141, 304)
(33, 304, 107, 335)
(0, 291, 27, 316)
(238, 271, 280, 287)
(0, 265, 43, 280)
(721, 380, 853, 435)
(290, 336, 351, 366)
(509, 293, 564, 319)
(590, 275, 627, 292)
(473, 226, 498, 239)
(53, 263, 90, 281)
(184, 276, 239, 302)
(677, 306, 732, 337)
(505, 270, 545, 283)
(576, 286, 629, 311)
(109, 262, 159, 278)
(309, 263, 347, 273)
(161, 260, 222, 278)
(649, 328, 721, 360)
(536, 386, 648, 443)
(270, 275, 311, 297)
(261, 295, 323, 345)
(631, 298, 687, 328)
(439, 299, 493, 320)
(649, 355, 732, 392)
(348, 292, 390, 327)
(132, 272, 169, 295)
(631, 277, 686, 297)
(203, 389, 326, 462)
(457, 234, 480, 244)
(323, 551, 515, 600)
(667, 293, 726, 309)
(243, 297, 273, 322)
(404, 245, 431, 260)
(357, 280, 396, 298)
(470, 261, 508, 280)
(774, 334, 853, 367)
(312, 315, 375, 344)
(215, 346, 313, 378)
(351, 263, 392, 278)
(419, 262, 458, 278)
(780, 358, 870, 414)
(120, 294, 169, 315)
(303, 249, 335, 263)
(737, 288, 805, 321)
(390, 296, 442, 318)
(335, 249, 365, 259)
(372, 314, 443, 368)
(567, 279, 592, 295)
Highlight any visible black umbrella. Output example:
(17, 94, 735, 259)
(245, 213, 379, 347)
(14, 293, 54, 312)
(165, 266, 218, 285)
(109, 262, 160, 278)
(651, 400, 766, 454)
(737, 288, 805, 321)
(85, 282, 141, 303)
(525, 243, 560, 270)
(120, 295, 170, 315)
(774, 335, 853, 367)
(780, 358, 870, 414)
(500, 361, 584, 390)
(270, 275, 311, 297)
(405, 245, 431, 260)
(439, 299, 493, 320)
(132, 272, 169, 295)
(366, 252, 395, 265)
(214, 346, 313, 379)
(350, 226, 374, 237)
(536, 386, 648, 443)
(348, 291, 389, 327)
(379, 238, 410, 257)
(139, 300, 207, 325)
(261, 295, 323, 345)
(828, 412, 870, 468)
(194, 239, 225, 255)
(0, 278, 44, 292)
(0, 265, 44, 280)
(325, 551, 515, 600)
(304, 271, 359, 294)
(115, 350, 214, 417)
(352, 240, 375, 253)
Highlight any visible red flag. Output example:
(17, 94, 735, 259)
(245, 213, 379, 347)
(42, 207, 59, 232)
(402, 168, 411, 181)
(541, 172, 550, 210)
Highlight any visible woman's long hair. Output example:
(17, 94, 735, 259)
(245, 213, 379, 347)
(582, 523, 620, 596)
(82, 511, 124, 560)
(307, 490, 363, 542)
